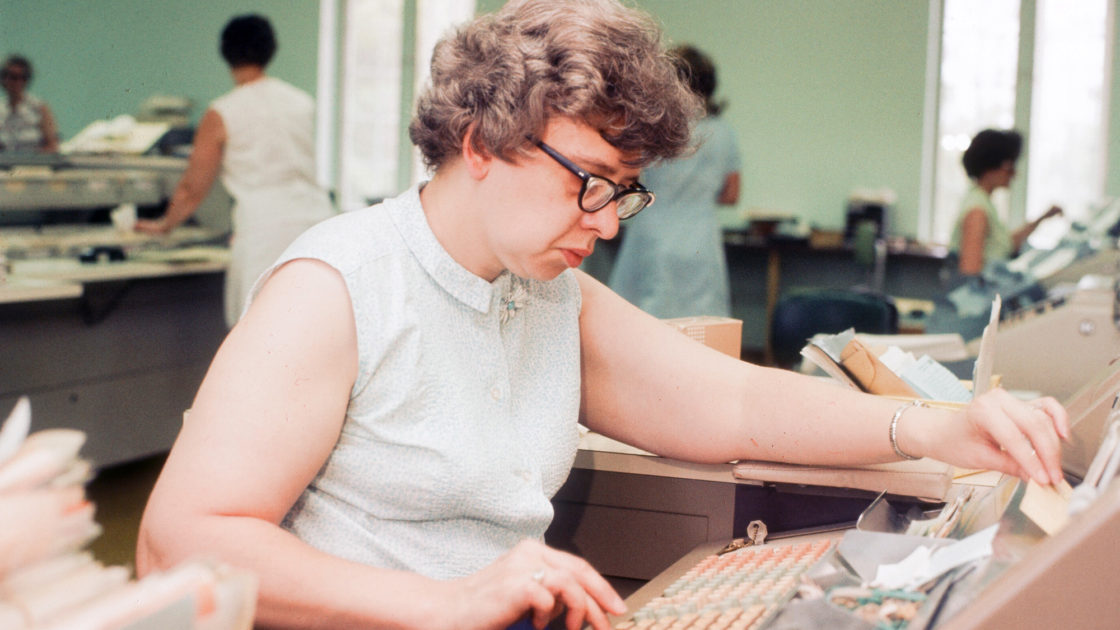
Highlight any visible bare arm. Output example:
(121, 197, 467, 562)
(138, 260, 622, 630)
(1011, 205, 1063, 253)
(957, 207, 988, 275)
(135, 108, 225, 235)
(716, 172, 740, 206)
(37, 102, 59, 153)
(576, 270, 1068, 484)
(137, 258, 389, 627)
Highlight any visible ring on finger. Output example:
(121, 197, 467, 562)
(532, 568, 546, 584)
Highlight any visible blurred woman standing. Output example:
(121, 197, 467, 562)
(609, 45, 741, 318)
(0, 55, 59, 153)
(135, 14, 336, 327)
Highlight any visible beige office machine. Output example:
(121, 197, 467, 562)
(968, 276, 1120, 401)
(1038, 247, 1120, 289)
(614, 359, 1120, 629)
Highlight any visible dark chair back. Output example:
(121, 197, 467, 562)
(769, 289, 899, 369)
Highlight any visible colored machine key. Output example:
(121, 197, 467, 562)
(614, 538, 834, 630)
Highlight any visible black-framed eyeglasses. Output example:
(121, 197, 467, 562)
(534, 140, 654, 220)
(1, 71, 28, 82)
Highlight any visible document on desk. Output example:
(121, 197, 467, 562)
(800, 330, 863, 391)
(1028, 247, 1079, 279)
(971, 295, 1001, 399)
(879, 347, 972, 403)
(854, 332, 969, 363)
(839, 339, 919, 397)
(871, 524, 998, 590)
(801, 329, 972, 402)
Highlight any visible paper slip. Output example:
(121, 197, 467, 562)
(1020, 478, 1074, 536)
(898, 355, 972, 403)
(873, 524, 999, 590)
(971, 295, 1001, 399)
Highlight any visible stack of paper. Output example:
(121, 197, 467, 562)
(0, 398, 257, 629)
(840, 332, 969, 363)
(800, 329, 976, 404)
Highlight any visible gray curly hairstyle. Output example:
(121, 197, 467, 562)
(409, 0, 702, 171)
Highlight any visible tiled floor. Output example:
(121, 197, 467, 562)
(85, 453, 167, 573)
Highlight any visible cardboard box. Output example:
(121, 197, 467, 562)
(663, 316, 743, 359)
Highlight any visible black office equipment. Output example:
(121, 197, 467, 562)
(769, 289, 898, 369)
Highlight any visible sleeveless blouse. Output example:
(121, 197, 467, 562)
(251, 186, 584, 579)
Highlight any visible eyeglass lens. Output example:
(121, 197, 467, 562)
(582, 176, 652, 219)
(615, 192, 651, 219)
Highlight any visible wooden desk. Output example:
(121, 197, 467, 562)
(614, 478, 1120, 630)
(0, 249, 229, 468)
(547, 433, 935, 580)
(0, 276, 83, 304)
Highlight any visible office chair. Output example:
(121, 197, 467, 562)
(769, 288, 899, 369)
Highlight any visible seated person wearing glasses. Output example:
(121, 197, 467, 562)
(0, 55, 59, 153)
(137, 2, 1069, 629)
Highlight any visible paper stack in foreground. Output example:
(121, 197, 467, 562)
(0, 397, 257, 630)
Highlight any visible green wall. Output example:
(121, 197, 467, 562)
(476, 0, 930, 236)
(638, 1, 930, 237)
(0, 1, 320, 141)
(4, 0, 1116, 240)
(1109, 3, 1120, 199)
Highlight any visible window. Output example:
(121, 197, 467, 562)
(322, 0, 476, 212)
(1025, 0, 1112, 247)
(338, 0, 405, 211)
(411, 0, 478, 186)
(931, 0, 1020, 246)
(930, 0, 1113, 249)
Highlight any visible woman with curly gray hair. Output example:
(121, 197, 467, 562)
(137, 1, 1068, 629)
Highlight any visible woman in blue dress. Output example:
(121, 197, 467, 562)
(609, 45, 741, 318)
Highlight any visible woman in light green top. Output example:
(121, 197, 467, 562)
(950, 129, 1063, 275)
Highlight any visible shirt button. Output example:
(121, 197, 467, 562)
(490, 387, 502, 400)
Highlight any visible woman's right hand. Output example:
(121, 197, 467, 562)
(1040, 205, 1064, 221)
(442, 538, 626, 630)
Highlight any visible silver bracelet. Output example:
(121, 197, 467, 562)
(890, 400, 927, 461)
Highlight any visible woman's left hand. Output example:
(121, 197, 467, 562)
(910, 389, 1069, 485)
